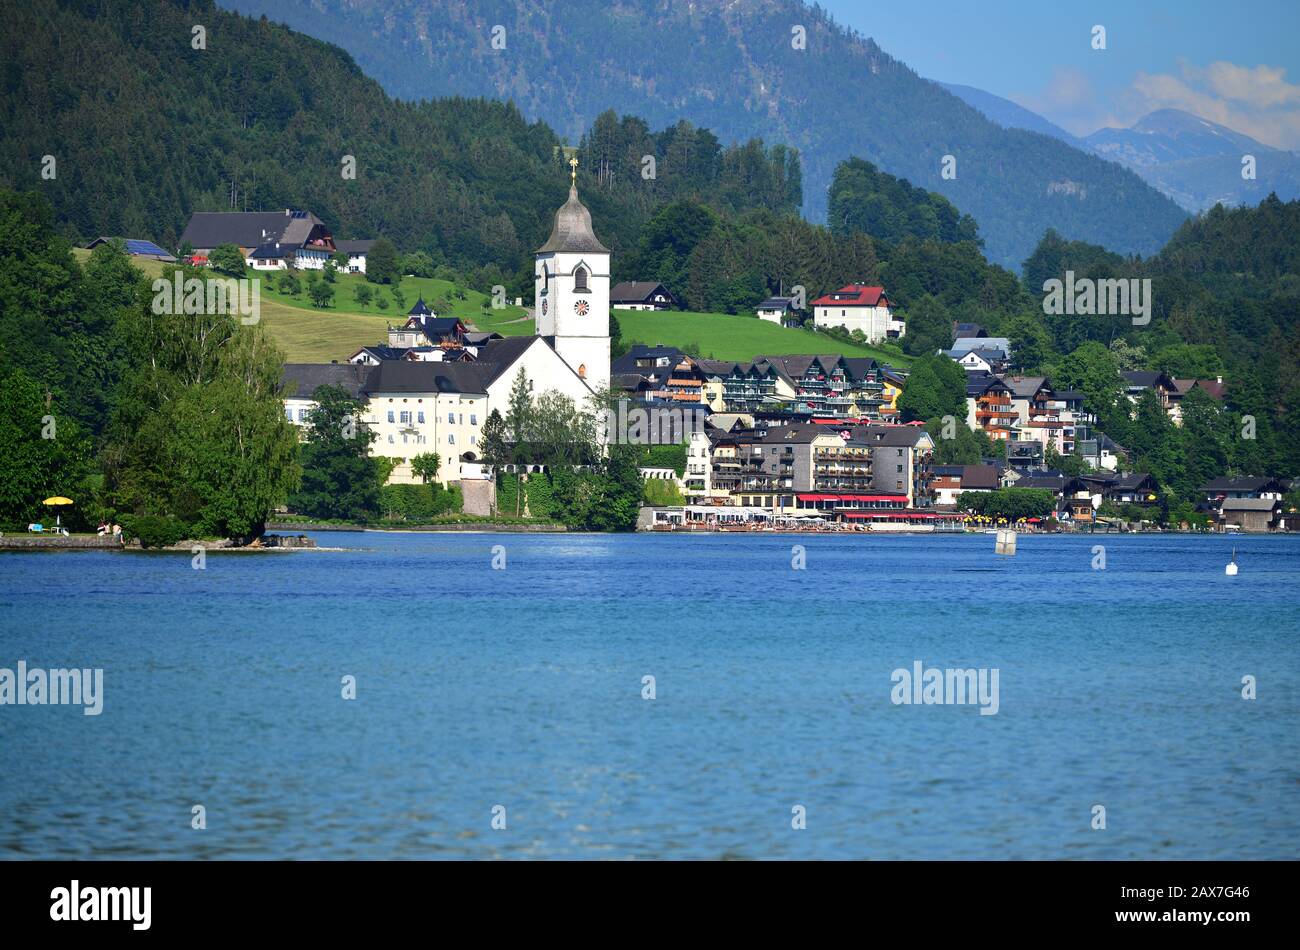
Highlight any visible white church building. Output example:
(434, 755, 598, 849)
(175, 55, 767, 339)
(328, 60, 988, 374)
(281, 161, 612, 486)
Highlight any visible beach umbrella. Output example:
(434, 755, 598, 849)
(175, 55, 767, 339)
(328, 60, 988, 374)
(43, 496, 74, 529)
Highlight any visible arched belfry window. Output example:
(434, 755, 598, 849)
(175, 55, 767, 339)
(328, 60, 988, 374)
(574, 265, 590, 293)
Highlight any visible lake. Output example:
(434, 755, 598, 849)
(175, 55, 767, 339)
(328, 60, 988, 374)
(1, 531, 1297, 859)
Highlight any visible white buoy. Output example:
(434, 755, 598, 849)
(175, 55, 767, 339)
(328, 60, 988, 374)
(995, 527, 1017, 556)
(1225, 546, 1238, 576)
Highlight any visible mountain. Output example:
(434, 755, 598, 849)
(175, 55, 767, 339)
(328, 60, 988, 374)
(216, 0, 1188, 270)
(1085, 109, 1300, 211)
(938, 82, 1081, 146)
(0, 0, 796, 284)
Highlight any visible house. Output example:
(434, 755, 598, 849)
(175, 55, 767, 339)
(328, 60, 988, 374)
(952, 322, 987, 341)
(179, 209, 336, 267)
(1077, 431, 1126, 472)
(246, 242, 294, 270)
(610, 346, 709, 405)
(84, 237, 176, 263)
(756, 297, 796, 325)
(1168, 377, 1227, 424)
(609, 281, 678, 311)
(846, 424, 935, 507)
(932, 463, 997, 507)
(945, 344, 1007, 375)
(1218, 498, 1283, 532)
(1083, 473, 1160, 507)
(965, 374, 1016, 441)
(1121, 370, 1179, 409)
(334, 239, 374, 274)
(810, 284, 904, 343)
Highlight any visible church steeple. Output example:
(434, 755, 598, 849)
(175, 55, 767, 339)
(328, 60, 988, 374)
(536, 158, 609, 255)
(534, 156, 611, 397)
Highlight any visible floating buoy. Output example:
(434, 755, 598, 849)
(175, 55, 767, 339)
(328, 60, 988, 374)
(995, 527, 1017, 556)
(1225, 547, 1238, 576)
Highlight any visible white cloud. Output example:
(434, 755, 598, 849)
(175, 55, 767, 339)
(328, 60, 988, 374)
(1019, 60, 1300, 149)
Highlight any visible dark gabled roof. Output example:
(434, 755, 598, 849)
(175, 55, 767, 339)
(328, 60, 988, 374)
(334, 239, 375, 254)
(363, 359, 489, 395)
(180, 210, 323, 249)
(281, 363, 371, 400)
(610, 281, 675, 303)
(408, 297, 433, 317)
(472, 336, 547, 387)
(953, 322, 986, 340)
(1002, 376, 1051, 399)
(960, 464, 1000, 489)
(841, 357, 878, 382)
(351, 345, 413, 362)
(1201, 476, 1287, 493)
(966, 372, 1011, 396)
(248, 241, 295, 259)
(847, 424, 929, 447)
(695, 359, 741, 377)
(757, 296, 794, 310)
(1122, 370, 1176, 391)
(537, 184, 609, 254)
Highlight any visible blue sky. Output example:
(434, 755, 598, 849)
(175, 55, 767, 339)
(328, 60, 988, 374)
(821, 0, 1300, 147)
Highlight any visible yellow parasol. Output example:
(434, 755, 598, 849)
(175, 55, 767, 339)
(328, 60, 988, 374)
(43, 496, 74, 530)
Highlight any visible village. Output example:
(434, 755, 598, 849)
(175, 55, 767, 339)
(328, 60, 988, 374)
(91, 170, 1297, 537)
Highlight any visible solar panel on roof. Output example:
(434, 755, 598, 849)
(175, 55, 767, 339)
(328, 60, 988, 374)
(124, 239, 168, 256)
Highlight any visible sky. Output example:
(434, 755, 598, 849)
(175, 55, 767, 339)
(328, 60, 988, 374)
(820, 0, 1300, 148)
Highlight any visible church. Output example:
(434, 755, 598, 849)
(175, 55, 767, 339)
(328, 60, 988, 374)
(280, 160, 612, 486)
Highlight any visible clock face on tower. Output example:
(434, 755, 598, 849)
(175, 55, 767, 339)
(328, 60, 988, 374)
(573, 300, 589, 316)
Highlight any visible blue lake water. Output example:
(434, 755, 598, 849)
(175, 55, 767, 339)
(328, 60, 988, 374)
(1, 531, 1297, 860)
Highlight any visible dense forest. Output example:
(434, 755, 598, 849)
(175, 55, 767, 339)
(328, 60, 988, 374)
(221, 0, 1189, 268)
(0, 0, 798, 294)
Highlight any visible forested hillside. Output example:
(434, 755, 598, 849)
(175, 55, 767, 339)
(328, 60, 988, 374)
(0, 0, 797, 289)
(220, 0, 1189, 268)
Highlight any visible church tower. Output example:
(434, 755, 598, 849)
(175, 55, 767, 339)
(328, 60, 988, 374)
(534, 157, 611, 397)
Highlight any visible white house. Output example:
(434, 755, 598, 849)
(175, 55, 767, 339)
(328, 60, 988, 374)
(809, 285, 904, 343)
(756, 296, 795, 325)
(335, 239, 374, 275)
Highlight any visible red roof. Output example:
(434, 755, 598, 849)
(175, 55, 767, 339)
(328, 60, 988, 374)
(810, 284, 891, 308)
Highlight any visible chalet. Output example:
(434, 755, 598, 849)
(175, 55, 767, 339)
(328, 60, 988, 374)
(334, 239, 375, 274)
(965, 373, 1016, 441)
(945, 344, 1008, 375)
(1168, 376, 1226, 424)
(810, 284, 905, 343)
(84, 237, 176, 263)
(1200, 477, 1289, 514)
(610, 346, 709, 405)
(179, 209, 336, 268)
(246, 242, 294, 270)
(1121, 370, 1179, 410)
(756, 297, 796, 325)
(609, 281, 678, 310)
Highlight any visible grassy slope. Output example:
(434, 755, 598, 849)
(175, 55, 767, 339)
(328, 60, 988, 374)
(73, 251, 533, 361)
(74, 252, 911, 365)
(615, 310, 912, 365)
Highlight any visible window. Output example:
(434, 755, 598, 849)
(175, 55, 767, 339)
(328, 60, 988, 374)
(387, 411, 395, 423)
(470, 414, 477, 425)
(417, 411, 425, 424)
(285, 407, 294, 421)
(387, 435, 394, 443)
(400, 411, 411, 424)
(298, 408, 309, 422)
(578, 364, 586, 379)
(574, 265, 589, 292)
(470, 435, 477, 445)
(448, 434, 455, 445)
(448, 413, 455, 424)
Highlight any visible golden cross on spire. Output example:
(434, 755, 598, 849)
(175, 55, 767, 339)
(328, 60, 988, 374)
(568, 155, 578, 185)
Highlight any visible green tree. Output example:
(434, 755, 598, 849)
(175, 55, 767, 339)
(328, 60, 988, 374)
(353, 283, 373, 308)
(0, 369, 94, 528)
(288, 385, 381, 521)
(411, 452, 442, 484)
(307, 278, 335, 308)
(208, 243, 247, 277)
(896, 354, 965, 422)
(367, 238, 400, 284)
